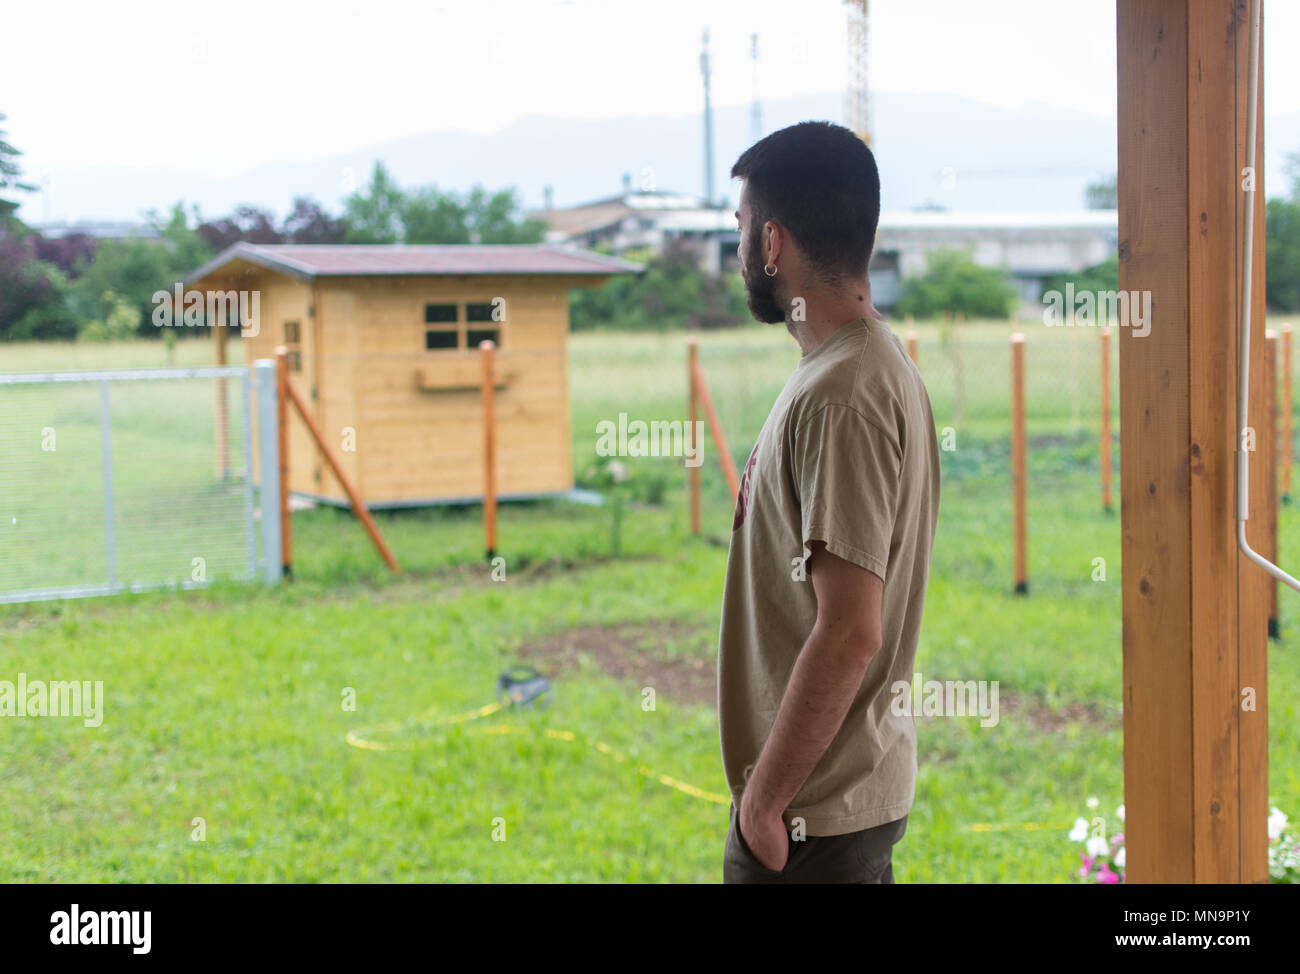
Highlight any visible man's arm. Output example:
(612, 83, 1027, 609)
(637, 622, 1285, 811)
(738, 540, 884, 871)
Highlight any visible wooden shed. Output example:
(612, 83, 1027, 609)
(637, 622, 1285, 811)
(186, 243, 640, 506)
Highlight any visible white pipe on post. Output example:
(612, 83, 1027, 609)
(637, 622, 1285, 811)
(1236, 0, 1300, 593)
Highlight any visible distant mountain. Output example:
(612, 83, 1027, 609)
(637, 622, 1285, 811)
(19, 91, 1300, 225)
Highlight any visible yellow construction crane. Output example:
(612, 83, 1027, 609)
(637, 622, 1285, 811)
(844, 0, 870, 146)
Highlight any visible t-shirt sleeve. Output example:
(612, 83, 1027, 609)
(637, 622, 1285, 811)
(794, 402, 902, 582)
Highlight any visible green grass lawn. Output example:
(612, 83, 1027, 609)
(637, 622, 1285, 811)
(1, 321, 1298, 882)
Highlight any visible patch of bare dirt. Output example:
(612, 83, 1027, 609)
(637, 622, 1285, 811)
(519, 619, 717, 708)
(999, 693, 1119, 731)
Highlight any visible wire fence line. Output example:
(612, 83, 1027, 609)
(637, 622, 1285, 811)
(0, 366, 258, 603)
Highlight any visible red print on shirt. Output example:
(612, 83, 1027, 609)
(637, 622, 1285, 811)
(732, 446, 759, 532)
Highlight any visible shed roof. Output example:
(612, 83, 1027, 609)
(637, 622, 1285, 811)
(186, 242, 643, 284)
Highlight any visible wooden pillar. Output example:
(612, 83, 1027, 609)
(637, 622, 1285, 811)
(1118, 0, 1268, 883)
(906, 331, 919, 365)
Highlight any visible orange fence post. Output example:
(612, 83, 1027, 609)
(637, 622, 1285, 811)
(281, 367, 400, 574)
(691, 354, 740, 501)
(1266, 330, 1279, 637)
(1101, 328, 1112, 513)
(1011, 333, 1027, 595)
(906, 330, 918, 365)
(274, 346, 293, 578)
(481, 340, 498, 561)
(1283, 323, 1293, 502)
(687, 338, 702, 535)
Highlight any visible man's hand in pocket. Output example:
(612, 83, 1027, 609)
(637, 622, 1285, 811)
(740, 796, 789, 872)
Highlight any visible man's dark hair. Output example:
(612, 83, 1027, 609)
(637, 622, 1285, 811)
(730, 120, 881, 282)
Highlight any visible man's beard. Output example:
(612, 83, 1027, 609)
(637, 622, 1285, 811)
(741, 232, 787, 325)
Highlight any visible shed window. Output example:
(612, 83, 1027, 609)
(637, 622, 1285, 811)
(424, 303, 459, 352)
(424, 304, 458, 323)
(467, 328, 500, 349)
(425, 330, 458, 350)
(283, 320, 302, 372)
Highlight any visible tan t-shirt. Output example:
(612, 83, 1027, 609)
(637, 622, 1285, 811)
(717, 315, 941, 836)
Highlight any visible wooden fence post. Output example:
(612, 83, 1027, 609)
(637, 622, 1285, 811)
(1101, 328, 1112, 513)
(481, 340, 498, 561)
(274, 346, 292, 578)
(687, 337, 701, 535)
(1011, 333, 1027, 595)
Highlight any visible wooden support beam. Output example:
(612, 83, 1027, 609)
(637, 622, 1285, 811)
(1118, 0, 1268, 883)
(282, 367, 401, 575)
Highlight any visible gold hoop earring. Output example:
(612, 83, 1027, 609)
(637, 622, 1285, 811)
(763, 263, 777, 277)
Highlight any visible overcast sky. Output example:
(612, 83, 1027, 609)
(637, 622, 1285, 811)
(3, 0, 1298, 182)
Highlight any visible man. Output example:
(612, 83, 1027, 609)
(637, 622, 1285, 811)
(718, 121, 941, 884)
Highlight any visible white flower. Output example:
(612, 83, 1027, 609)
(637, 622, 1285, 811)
(1069, 817, 1089, 842)
(606, 460, 628, 483)
(1086, 835, 1110, 858)
(1114, 847, 1126, 868)
(1268, 806, 1288, 841)
(1116, 804, 1125, 822)
(1086, 796, 1099, 809)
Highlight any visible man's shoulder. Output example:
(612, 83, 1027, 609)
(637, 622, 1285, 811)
(791, 317, 920, 438)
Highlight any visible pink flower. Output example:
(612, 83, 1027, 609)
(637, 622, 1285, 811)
(1097, 866, 1120, 884)
(1111, 832, 1124, 845)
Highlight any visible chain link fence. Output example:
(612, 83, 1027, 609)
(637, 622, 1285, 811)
(0, 366, 258, 603)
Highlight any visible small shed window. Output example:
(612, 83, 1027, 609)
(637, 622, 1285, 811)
(424, 303, 459, 352)
(283, 320, 302, 372)
(425, 330, 458, 350)
(467, 303, 501, 348)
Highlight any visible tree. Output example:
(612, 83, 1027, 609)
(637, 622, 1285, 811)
(1266, 150, 1300, 311)
(281, 196, 347, 243)
(1085, 173, 1117, 210)
(0, 112, 36, 227)
(463, 185, 546, 244)
(402, 186, 469, 243)
(199, 205, 284, 251)
(72, 202, 212, 335)
(896, 249, 1019, 319)
(343, 162, 405, 243)
(0, 237, 78, 340)
(1039, 254, 1120, 303)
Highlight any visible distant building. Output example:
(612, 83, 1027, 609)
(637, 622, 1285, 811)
(534, 188, 1118, 312)
(30, 220, 159, 241)
(529, 187, 739, 276)
(871, 210, 1119, 309)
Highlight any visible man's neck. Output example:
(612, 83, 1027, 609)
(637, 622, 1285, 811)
(786, 288, 881, 356)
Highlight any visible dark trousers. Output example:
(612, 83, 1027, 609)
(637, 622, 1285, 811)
(723, 802, 907, 884)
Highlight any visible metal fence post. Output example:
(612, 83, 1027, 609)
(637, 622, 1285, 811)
(242, 369, 257, 581)
(99, 378, 117, 591)
(255, 359, 282, 584)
